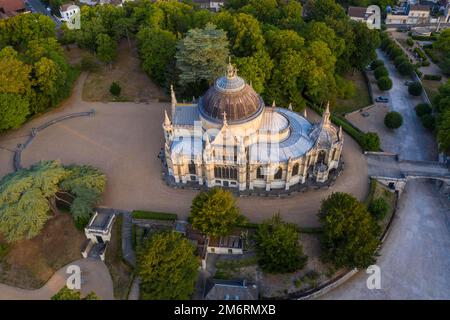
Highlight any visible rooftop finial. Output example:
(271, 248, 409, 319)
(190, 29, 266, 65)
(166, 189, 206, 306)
(288, 103, 293, 111)
(322, 101, 330, 126)
(222, 111, 228, 126)
(226, 57, 237, 78)
(272, 100, 276, 108)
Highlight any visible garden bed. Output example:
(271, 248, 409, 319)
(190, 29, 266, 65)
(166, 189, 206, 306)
(335, 71, 372, 115)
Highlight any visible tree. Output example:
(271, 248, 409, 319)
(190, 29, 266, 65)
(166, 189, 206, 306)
(110, 82, 121, 97)
(437, 108, 450, 154)
(397, 61, 414, 76)
(254, 214, 308, 273)
(212, 12, 264, 57)
(190, 188, 241, 237)
(368, 198, 389, 221)
(0, 93, 30, 131)
(0, 161, 106, 242)
(384, 111, 403, 129)
(138, 231, 198, 300)
(420, 113, 435, 131)
(370, 59, 384, 70)
(234, 50, 273, 94)
(96, 33, 117, 64)
(349, 21, 380, 70)
(377, 76, 392, 91)
(176, 23, 229, 96)
(51, 286, 100, 300)
(136, 27, 177, 86)
(408, 82, 422, 96)
(318, 192, 380, 269)
(361, 132, 380, 151)
(415, 103, 431, 117)
(374, 66, 388, 79)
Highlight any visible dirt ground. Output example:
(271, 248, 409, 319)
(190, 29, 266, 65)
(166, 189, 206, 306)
(82, 40, 166, 102)
(0, 213, 85, 289)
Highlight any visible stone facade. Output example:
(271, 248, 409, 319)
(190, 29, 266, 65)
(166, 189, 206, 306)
(162, 63, 344, 192)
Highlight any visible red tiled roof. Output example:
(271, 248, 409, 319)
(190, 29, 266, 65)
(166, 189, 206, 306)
(0, 0, 25, 13)
(348, 6, 367, 19)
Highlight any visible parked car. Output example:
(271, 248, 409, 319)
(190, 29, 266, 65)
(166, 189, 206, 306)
(404, 81, 414, 86)
(375, 96, 389, 103)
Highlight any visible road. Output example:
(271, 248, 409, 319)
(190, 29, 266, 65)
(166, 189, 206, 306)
(321, 51, 450, 299)
(26, 0, 61, 27)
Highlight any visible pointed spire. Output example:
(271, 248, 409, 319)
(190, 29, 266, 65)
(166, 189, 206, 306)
(205, 133, 211, 148)
(222, 111, 228, 127)
(170, 84, 177, 117)
(272, 100, 276, 108)
(322, 101, 330, 126)
(288, 103, 293, 111)
(226, 57, 237, 78)
(338, 125, 343, 140)
(164, 109, 171, 126)
(303, 108, 307, 118)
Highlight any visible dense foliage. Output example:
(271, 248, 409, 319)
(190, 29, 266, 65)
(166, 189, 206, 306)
(318, 192, 380, 269)
(190, 188, 241, 237)
(51, 286, 99, 300)
(434, 80, 450, 154)
(368, 197, 389, 221)
(254, 214, 308, 273)
(0, 161, 106, 242)
(63, 0, 380, 110)
(361, 132, 381, 151)
(0, 14, 79, 131)
(384, 111, 403, 129)
(408, 82, 423, 96)
(137, 231, 198, 300)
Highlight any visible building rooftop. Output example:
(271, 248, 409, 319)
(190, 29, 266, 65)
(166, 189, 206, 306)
(205, 279, 258, 300)
(410, 5, 430, 12)
(87, 210, 115, 231)
(0, 0, 25, 14)
(348, 6, 367, 18)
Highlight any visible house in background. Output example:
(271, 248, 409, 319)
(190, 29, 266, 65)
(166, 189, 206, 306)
(204, 279, 259, 300)
(0, 0, 28, 19)
(386, 3, 432, 25)
(192, 0, 224, 12)
(59, 2, 80, 22)
(348, 6, 369, 22)
(347, 6, 381, 29)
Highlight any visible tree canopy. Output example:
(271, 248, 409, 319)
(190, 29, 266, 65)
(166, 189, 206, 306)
(318, 192, 380, 269)
(254, 214, 308, 273)
(190, 188, 241, 237)
(137, 231, 198, 300)
(0, 161, 106, 242)
(51, 286, 99, 300)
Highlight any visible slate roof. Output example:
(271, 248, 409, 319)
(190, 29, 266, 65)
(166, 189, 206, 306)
(204, 279, 259, 300)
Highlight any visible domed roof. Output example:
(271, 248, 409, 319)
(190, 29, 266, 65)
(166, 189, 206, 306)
(199, 63, 264, 124)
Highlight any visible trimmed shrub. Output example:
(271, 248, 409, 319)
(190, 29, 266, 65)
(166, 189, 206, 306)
(420, 114, 436, 130)
(110, 82, 121, 96)
(389, 47, 404, 59)
(414, 47, 428, 61)
(368, 198, 389, 221)
(384, 111, 403, 129)
(132, 210, 178, 221)
(374, 66, 389, 79)
(397, 62, 414, 76)
(411, 35, 437, 41)
(423, 74, 442, 81)
(415, 103, 432, 117)
(421, 60, 430, 67)
(424, 47, 440, 64)
(377, 76, 393, 91)
(408, 82, 423, 96)
(394, 55, 408, 67)
(371, 59, 384, 70)
(406, 37, 414, 46)
(361, 132, 380, 151)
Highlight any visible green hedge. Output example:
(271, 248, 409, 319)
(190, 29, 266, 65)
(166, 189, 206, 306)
(424, 47, 440, 64)
(411, 35, 437, 41)
(423, 74, 442, 81)
(131, 210, 178, 221)
(414, 47, 428, 61)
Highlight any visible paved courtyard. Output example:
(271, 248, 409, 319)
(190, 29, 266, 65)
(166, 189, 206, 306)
(322, 180, 450, 299)
(0, 73, 368, 227)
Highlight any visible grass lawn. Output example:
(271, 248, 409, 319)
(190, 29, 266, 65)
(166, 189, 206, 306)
(0, 213, 85, 289)
(82, 40, 166, 102)
(367, 179, 397, 233)
(422, 79, 443, 102)
(105, 215, 134, 300)
(335, 71, 372, 115)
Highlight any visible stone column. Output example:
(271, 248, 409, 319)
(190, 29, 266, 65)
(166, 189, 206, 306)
(265, 164, 272, 191)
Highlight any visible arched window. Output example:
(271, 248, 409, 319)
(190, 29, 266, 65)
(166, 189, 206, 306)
(317, 150, 326, 164)
(256, 166, 264, 179)
(274, 167, 282, 179)
(214, 166, 237, 180)
(292, 163, 299, 176)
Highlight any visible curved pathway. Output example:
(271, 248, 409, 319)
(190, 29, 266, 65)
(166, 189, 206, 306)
(0, 258, 114, 300)
(0, 73, 369, 228)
